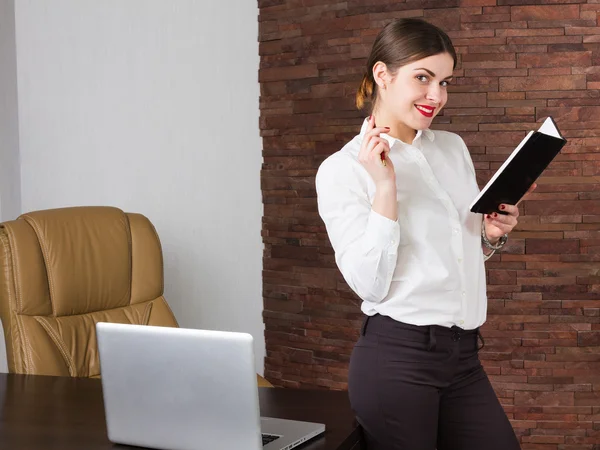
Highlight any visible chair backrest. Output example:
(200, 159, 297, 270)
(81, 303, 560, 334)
(0, 206, 178, 377)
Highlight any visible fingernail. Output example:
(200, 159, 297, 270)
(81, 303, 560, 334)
(486, 214, 490, 219)
(493, 213, 498, 218)
(500, 205, 506, 210)
(384, 127, 390, 130)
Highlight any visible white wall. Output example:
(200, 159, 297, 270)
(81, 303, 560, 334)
(0, 0, 20, 373)
(12, 0, 265, 372)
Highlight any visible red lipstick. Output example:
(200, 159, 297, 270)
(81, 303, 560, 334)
(415, 104, 435, 118)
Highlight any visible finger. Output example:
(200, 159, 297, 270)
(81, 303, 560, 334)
(371, 142, 388, 163)
(485, 217, 516, 236)
(358, 127, 375, 160)
(486, 222, 512, 236)
(484, 216, 514, 236)
(372, 139, 391, 166)
(364, 143, 385, 166)
(498, 203, 519, 217)
(382, 143, 391, 158)
(365, 127, 391, 140)
(359, 128, 388, 160)
(366, 137, 387, 156)
(486, 212, 516, 227)
(380, 141, 391, 159)
(366, 114, 375, 132)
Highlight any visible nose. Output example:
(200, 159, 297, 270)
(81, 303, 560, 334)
(426, 83, 442, 104)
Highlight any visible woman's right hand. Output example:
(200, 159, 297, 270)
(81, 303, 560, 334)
(358, 115, 396, 188)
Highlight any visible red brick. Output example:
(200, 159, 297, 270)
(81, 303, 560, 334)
(489, 269, 518, 285)
(460, 0, 496, 5)
(452, 37, 507, 46)
(526, 201, 600, 216)
(496, 28, 565, 37)
(463, 53, 517, 63)
(462, 60, 517, 69)
(574, 392, 600, 407)
(462, 13, 512, 23)
(528, 67, 573, 76)
(515, 391, 575, 407)
(259, 65, 319, 82)
(537, 107, 600, 123)
(511, 5, 580, 21)
(500, 75, 587, 92)
(578, 331, 600, 347)
(487, 99, 546, 108)
(566, 27, 600, 36)
(517, 52, 592, 68)
(442, 92, 488, 108)
(531, 18, 596, 29)
(522, 435, 565, 444)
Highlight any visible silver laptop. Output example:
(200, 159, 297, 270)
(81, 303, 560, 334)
(96, 322, 325, 450)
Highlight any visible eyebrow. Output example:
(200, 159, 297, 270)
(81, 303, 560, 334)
(414, 68, 453, 80)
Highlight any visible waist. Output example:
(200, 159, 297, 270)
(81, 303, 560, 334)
(362, 313, 479, 339)
(361, 286, 488, 330)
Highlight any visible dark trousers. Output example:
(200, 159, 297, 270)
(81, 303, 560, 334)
(348, 314, 520, 450)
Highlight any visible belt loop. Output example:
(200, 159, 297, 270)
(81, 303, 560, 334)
(360, 315, 371, 336)
(476, 329, 485, 351)
(428, 326, 437, 351)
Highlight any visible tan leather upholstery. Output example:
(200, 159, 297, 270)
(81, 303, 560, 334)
(0, 206, 273, 387)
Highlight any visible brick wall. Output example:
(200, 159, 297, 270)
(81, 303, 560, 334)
(259, 1, 600, 448)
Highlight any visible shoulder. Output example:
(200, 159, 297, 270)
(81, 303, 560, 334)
(316, 136, 367, 190)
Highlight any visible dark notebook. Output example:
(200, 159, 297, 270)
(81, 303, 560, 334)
(469, 117, 567, 215)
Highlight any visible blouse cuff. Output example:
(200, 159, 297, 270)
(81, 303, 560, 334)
(365, 210, 400, 251)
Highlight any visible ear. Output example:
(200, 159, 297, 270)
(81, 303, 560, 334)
(372, 61, 390, 90)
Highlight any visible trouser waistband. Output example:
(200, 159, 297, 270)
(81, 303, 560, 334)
(360, 314, 485, 351)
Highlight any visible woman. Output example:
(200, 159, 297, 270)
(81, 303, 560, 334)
(316, 18, 533, 450)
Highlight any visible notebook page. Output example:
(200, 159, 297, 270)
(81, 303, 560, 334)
(538, 117, 560, 138)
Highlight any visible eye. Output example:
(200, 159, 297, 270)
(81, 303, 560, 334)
(416, 74, 428, 83)
(441, 80, 451, 87)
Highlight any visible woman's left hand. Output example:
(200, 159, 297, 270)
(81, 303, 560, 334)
(484, 183, 537, 241)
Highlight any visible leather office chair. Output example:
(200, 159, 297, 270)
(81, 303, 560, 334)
(0, 206, 272, 387)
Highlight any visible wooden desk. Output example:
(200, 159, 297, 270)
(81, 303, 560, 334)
(0, 373, 363, 450)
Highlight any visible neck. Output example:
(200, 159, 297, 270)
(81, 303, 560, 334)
(371, 109, 417, 145)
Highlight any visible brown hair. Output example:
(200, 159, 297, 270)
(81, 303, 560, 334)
(356, 18, 458, 110)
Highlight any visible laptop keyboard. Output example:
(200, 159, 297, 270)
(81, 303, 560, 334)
(262, 433, 280, 446)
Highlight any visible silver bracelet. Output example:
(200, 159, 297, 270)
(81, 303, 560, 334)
(481, 220, 508, 251)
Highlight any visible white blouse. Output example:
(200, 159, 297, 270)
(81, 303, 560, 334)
(316, 119, 489, 330)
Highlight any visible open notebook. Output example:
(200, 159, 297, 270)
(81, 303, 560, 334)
(470, 117, 567, 215)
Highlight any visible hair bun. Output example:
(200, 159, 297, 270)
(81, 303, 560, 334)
(356, 74, 374, 110)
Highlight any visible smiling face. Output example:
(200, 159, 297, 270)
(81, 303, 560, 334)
(372, 52, 455, 142)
